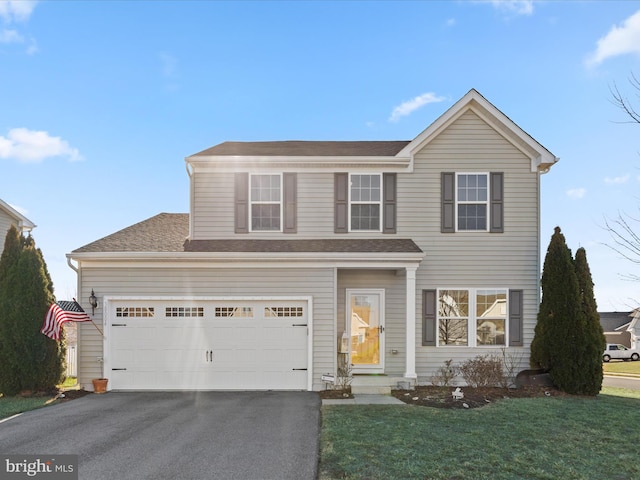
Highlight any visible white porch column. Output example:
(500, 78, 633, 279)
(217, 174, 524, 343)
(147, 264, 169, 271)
(404, 266, 418, 380)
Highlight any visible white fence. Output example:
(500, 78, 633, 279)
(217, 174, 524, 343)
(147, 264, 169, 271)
(66, 345, 77, 377)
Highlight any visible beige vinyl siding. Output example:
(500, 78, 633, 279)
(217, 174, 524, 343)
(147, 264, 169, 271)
(337, 270, 407, 376)
(0, 210, 18, 250)
(192, 172, 336, 239)
(403, 110, 539, 382)
(77, 266, 335, 391)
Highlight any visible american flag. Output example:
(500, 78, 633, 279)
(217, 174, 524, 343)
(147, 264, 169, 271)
(41, 300, 92, 341)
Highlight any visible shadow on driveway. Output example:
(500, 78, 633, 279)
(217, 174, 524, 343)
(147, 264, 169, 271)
(0, 391, 321, 480)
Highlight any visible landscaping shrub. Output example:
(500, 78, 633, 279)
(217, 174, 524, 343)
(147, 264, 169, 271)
(458, 354, 503, 388)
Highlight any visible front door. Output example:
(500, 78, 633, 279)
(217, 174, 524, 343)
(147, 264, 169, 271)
(347, 289, 384, 374)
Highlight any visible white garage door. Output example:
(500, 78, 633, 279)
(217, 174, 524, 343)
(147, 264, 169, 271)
(107, 299, 309, 390)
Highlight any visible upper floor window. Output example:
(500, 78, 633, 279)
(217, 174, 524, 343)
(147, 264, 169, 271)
(350, 174, 381, 231)
(441, 172, 503, 234)
(456, 173, 488, 231)
(250, 174, 282, 231)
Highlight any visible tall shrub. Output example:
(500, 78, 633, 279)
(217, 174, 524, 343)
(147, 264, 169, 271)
(574, 247, 606, 395)
(0, 226, 64, 395)
(530, 227, 586, 394)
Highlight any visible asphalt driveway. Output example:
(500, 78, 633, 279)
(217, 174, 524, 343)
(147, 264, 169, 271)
(0, 391, 321, 480)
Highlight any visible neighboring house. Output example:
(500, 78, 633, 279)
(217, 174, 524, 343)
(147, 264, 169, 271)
(599, 311, 633, 347)
(68, 89, 558, 392)
(0, 198, 35, 251)
(628, 310, 640, 350)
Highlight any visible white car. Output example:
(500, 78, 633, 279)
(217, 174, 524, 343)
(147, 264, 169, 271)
(603, 344, 640, 362)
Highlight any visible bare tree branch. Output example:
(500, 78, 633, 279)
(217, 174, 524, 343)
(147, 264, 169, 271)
(609, 72, 640, 124)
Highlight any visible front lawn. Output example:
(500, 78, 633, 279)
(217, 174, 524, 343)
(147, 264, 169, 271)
(0, 377, 78, 420)
(320, 387, 640, 480)
(0, 394, 59, 420)
(603, 359, 640, 376)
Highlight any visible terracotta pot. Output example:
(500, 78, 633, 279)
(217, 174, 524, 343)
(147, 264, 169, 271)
(92, 378, 108, 394)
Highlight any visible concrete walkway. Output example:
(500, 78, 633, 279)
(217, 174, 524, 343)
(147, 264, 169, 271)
(322, 394, 406, 405)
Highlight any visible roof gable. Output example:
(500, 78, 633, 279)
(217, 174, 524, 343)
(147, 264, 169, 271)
(0, 199, 35, 231)
(396, 89, 558, 173)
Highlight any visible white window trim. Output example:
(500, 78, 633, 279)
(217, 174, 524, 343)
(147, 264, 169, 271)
(249, 173, 283, 232)
(455, 172, 490, 233)
(436, 287, 509, 347)
(348, 172, 383, 232)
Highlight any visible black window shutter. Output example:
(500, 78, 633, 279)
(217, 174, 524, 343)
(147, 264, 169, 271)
(283, 173, 297, 233)
(422, 289, 437, 346)
(490, 172, 504, 233)
(235, 172, 249, 233)
(441, 172, 455, 233)
(334, 173, 348, 233)
(383, 173, 396, 234)
(509, 289, 523, 346)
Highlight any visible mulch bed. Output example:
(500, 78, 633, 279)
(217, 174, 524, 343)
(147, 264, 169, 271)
(57, 389, 93, 402)
(391, 385, 568, 408)
(318, 388, 354, 399)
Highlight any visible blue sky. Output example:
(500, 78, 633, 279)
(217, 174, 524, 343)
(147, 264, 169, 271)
(1, 0, 640, 310)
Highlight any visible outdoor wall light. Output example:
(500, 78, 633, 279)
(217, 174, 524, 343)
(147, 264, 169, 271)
(89, 289, 98, 315)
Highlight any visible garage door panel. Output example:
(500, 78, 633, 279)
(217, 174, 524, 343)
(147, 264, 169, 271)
(110, 300, 308, 390)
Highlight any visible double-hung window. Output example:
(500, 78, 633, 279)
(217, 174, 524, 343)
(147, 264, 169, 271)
(250, 174, 282, 231)
(441, 172, 503, 233)
(437, 288, 507, 346)
(350, 174, 381, 231)
(456, 173, 488, 231)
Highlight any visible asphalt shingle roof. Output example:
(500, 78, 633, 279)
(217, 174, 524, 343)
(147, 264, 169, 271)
(184, 238, 423, 254)
(72, 213, 189, 253)
(191, 140, 411, 157)
(72, 213, 423, 255)
(599, 311, 633, 332)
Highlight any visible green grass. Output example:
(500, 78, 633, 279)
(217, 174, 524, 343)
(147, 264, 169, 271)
(0, 377, 77, 420)
(0, 395, 58, 420)
(603, 360, 640, 376)
(320, 387, 640, 480)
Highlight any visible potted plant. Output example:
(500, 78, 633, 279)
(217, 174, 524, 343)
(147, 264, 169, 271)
(92, 356, 108, 393)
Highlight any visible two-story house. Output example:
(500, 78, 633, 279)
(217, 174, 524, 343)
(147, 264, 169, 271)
(68, 89, 557, 392)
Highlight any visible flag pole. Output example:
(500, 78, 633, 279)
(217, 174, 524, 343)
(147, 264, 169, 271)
(90, 319, 104, 337)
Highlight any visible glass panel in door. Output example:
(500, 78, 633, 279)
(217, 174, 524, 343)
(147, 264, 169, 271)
(348, 290, 384, 373)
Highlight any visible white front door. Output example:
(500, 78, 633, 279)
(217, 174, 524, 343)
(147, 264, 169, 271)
(347, 289, 385, 374)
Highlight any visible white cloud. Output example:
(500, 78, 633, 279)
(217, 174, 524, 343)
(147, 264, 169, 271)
(0, 0, 38, 22)
(0, 1, 38, 54)
(445, 18, 456, 28)
(586, 10, 640, 67)
(566, 188, 586, 199)
(389, 92, 446, 123)
(605, 174, 630, 185)
(0, 28, 22, 43)
(492, 0, 534, 16)
(474, 0, 534, 17)
(0, 128, 83, 163)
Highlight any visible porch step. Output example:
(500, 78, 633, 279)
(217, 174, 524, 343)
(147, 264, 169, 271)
(351, 385, 392, 395)
(350, 375, 409, 395)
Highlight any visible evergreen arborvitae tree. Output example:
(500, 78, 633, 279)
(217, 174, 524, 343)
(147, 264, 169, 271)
(0, 225, 25, 395)
(574, 247, 606, 395)
(0, 226, 64, 396)
(530, 227, 587, 394)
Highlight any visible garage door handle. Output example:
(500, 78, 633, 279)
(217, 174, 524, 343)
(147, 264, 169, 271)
(112, 323, 127, 327)
(292, 324, 307, 327)
(292, 368, 307, 371)
(112, 368, 127, 371)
